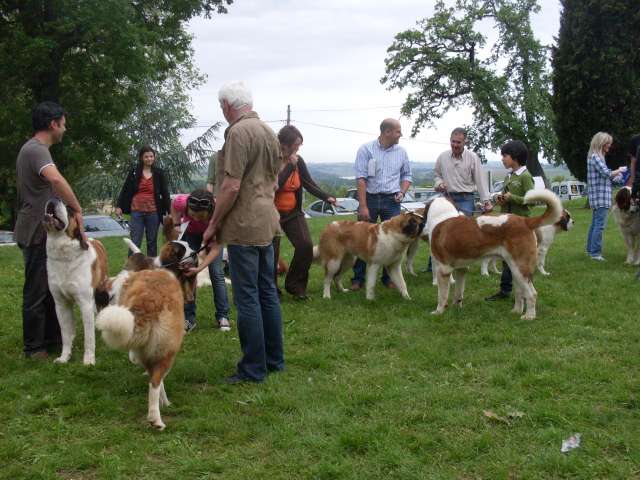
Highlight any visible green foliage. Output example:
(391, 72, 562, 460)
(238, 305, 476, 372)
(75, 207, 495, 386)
(2, 201, 640, 477)
(551, 174, 566, 183)
(552, 0, 640, 182)
(382, 0, 557, 181)
(0, 0, 232, 226)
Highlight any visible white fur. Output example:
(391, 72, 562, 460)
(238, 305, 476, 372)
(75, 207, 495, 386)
(123, 237, 140, 254)
(96, 305, 135, 350)
(425, 198, 462, 238)
(46, 203, 101, 365)
(476, 215, 509, 227)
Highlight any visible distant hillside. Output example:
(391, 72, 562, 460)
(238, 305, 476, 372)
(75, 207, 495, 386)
(306, 161, 574, 188)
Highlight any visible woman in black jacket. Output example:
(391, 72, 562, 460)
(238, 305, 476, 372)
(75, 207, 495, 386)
(274, 125, 336, 300)
(116, 145, 170, 256)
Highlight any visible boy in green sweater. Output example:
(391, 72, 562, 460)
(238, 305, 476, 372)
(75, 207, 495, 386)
(485, 140, 534, 301)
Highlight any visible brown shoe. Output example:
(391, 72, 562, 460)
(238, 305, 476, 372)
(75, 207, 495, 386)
(386, 282, 397, 289)
(26, 350, 49, 360)
(350, 282, 362, 291)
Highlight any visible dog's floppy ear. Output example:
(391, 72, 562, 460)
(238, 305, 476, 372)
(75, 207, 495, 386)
(163, 216, 178, 242)
(76, 229, 89, 250)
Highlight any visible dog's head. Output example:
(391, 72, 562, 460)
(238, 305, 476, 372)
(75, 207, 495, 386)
(557, 209, 574, 231)
(615, 187, 632, 211)
(159, 240, 197, 270)
(43, 198, 89, 249)
(387, 211, 425, 240)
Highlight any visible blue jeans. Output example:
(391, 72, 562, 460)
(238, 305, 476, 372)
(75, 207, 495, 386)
(352, 193, 401, 286)
(129, 211, 160, 257)
(448, 192, 475, 217)
(182, 231, 230, 325)
(586, 207, 609, 257)
(228, 244, 284, 382)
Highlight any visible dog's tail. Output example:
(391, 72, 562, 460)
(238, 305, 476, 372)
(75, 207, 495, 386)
(524, 189, 563, 230)
(96, 305, 135, 350)
(123, 238, 141, 254)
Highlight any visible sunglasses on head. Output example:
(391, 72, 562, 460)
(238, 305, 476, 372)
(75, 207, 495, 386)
(187, 197, 213, 211)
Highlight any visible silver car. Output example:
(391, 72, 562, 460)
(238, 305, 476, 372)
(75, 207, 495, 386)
(305, 198, 359, 217)
(84, 215, 130, 238)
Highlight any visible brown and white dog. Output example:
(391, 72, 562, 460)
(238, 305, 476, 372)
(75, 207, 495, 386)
(118, 217, 199, 303)
(424, 189, 562, 320)
(95, 269, 184, 430)
(480, 208, 574, 276)
(43, 198, 108, 365)
(612, 186, 640, 265)
(315, 211, 425, 300)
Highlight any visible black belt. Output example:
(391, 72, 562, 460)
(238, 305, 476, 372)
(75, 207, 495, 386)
(367, 192, 396, 197)
(449, 191, 473, 195)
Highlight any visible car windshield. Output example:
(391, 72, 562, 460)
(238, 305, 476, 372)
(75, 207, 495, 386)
(335, 199, 358, 212)
(84, 217, 125, 232)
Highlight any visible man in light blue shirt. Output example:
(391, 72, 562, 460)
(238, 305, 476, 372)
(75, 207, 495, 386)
(351, 118, 412, 290)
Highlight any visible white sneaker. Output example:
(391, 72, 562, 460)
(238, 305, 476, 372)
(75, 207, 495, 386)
(218, 317, 231, 331)
(591, 255, 606, 262)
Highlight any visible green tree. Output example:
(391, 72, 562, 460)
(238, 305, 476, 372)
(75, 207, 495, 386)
(0, 0, 231, 226)
(552, 0, 640, 182)
(382, 0, 557, 182)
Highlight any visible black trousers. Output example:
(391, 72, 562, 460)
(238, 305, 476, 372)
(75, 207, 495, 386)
(500, 261, 513, 294)
(20, 243, 61, 354)
(273, 211, 314, 296)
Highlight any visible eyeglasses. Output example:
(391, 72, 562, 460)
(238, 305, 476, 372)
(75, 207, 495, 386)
(187, 197, 213, 211)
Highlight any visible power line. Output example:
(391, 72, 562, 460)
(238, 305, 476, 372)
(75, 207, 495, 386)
(294, 105, 402, 113)
(292, 120, 450, 145)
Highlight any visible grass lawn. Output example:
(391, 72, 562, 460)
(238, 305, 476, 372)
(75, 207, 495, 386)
(1, 198, 639, 479)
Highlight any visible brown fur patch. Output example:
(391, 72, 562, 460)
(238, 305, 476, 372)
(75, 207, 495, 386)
(90, 239, 109, 289)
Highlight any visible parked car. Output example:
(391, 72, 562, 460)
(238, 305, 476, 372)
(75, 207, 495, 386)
(84, 215, 130, 238)
(0, 230, 15, 246)
(306, 198, 359, 217)
(411, 187, 438, 202)
(551, 181, 586, 200)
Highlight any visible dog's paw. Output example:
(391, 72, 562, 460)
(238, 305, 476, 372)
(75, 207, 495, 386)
(539, 269, 550, 276)
(520, 313, 536, 321)
(54, 354, 70, 364)
(83, 354, 95, 366)
(148, 416, 166, 431)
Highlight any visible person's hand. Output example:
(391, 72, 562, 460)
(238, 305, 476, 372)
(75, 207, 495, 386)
(483, 201, 493, 213)
(183, 266, 200, 277)
(435, 183, 447, 193)
(502, 192, 512, 202)
(327, 197, 337, 205)
(115, 207, 122, 217)
(394, 191, 405, 203)
(357, 205, 370, 221)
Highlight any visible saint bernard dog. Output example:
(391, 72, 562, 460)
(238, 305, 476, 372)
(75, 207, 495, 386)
(424, 189, 562, 320)
(612, 187, 640, 265)
(315, 211, 425, 300)
(95, 268, 184, 430)
(480, 208, 574, 276)
(43, 198, 108, 365)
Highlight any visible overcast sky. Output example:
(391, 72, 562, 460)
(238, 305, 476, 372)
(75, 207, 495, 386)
(186, 0, 561, 164)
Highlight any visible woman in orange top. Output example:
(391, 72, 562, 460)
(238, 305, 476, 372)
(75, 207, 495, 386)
(274, 126, 336, 300)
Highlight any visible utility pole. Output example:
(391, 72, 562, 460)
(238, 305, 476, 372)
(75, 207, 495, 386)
(286, 105, 291, 125)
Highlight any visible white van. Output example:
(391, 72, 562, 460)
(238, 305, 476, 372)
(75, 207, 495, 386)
(551, 181, 586, 200)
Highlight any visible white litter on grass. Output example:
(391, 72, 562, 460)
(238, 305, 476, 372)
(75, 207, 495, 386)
(561, 433, 581, 453)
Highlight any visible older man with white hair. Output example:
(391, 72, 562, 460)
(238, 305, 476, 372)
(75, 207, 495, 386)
(203, 81, 284, 384)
